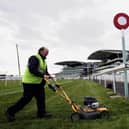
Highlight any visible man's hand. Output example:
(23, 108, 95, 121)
(44, 75, 50, 80)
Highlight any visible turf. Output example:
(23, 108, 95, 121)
(0, 79, 129, 129)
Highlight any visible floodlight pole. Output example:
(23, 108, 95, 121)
(121, 30, 128, 97)
(16, 44, 21, 85)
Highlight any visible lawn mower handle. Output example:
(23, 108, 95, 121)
(45, 77, 60, 92)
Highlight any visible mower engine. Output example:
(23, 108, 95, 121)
(83, 96, 99, 109)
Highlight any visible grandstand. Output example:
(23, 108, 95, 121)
(54, 61, 98, 79)
(88, 49, 129, 72)
(54, 50, 129, 79)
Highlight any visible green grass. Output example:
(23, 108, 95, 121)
(1, 79, 129, 129)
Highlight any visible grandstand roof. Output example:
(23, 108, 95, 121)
(88, 49, 129, 61)
(55, 61, 86, 67)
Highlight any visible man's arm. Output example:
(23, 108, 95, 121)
(28, 56, 44, 77)
(45, 67, 50, 76)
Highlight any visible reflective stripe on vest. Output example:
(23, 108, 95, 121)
(22, 54, 47, 84)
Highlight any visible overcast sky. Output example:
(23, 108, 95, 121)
(0, 0, 129, 75)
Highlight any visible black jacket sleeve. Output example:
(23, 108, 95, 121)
(28, 56, 45, 77)
(45, 67, 50, 76)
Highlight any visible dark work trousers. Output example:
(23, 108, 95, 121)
(7, 81, 46, 117)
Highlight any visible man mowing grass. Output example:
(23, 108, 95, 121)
(5, 47, 52, 122)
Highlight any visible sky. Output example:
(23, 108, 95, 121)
(0, 0, 129, 75)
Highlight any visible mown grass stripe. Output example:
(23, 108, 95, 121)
(0, 89, 22, 96)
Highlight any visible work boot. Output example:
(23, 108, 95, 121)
(5, 110, 16, 122)
(43, 112, 52, 118)
(37, 112, 52, 118)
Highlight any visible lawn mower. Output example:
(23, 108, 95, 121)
(47, 79, 109, 121)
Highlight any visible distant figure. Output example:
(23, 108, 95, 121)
(5, 47, 52, 122)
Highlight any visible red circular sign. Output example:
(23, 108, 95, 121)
(113, 13, 129, 30)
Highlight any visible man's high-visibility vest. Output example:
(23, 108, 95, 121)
(22, 54, 47, 84)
